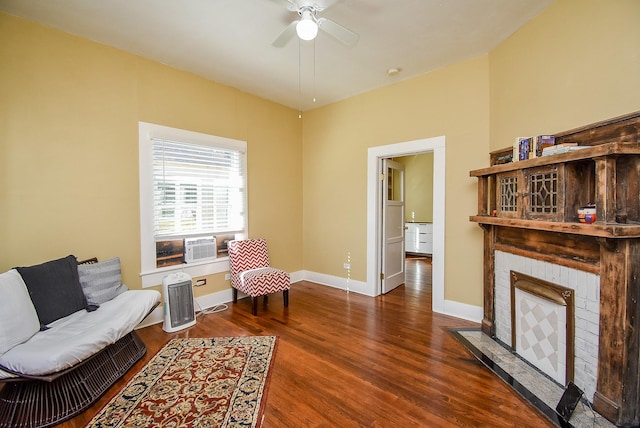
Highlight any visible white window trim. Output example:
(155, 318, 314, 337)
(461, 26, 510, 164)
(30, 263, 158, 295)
(138, 122, 247, 288)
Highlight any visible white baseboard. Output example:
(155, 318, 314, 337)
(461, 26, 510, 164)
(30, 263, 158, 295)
(195, 288, 235, 311)
(136, 270, 481, 328)
(136, 287, 237, 329)
(290, 270, 304, 284)
(137, 306, 165, 329)
(296, 271, 482, 324)
(298, 270, 373, 296)
(438, 299, 483, 323)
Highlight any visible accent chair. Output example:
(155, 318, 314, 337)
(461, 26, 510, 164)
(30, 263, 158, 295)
(227, 238, 290, 315)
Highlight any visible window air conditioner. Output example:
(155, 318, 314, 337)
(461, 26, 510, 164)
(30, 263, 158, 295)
(184, 236, 217, 263)
(162, 272, 196, 333)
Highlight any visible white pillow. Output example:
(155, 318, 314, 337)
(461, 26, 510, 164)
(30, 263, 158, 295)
(0, 269, 41, 355)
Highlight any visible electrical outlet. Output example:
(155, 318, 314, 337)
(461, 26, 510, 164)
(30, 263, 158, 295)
(225, 273, 230, 280)
(343, 263, 351, 269)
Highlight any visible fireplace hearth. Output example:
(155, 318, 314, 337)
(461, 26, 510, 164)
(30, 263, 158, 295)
(452, 328, 614, 428)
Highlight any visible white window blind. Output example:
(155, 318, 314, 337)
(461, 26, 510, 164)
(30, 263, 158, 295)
(152, 138, 245, 240)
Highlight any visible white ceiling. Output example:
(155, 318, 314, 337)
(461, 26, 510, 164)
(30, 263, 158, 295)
(0, 0, 553, 111)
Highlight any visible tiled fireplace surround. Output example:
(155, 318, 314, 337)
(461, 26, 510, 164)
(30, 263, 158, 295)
(493, 250, 600, 402)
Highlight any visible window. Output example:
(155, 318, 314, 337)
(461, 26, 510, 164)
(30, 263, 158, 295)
(139, 122, 247, 287)
(152, 139, 244, 239)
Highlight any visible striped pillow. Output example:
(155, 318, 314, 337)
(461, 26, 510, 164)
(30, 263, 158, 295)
(77, 257, 128, 306)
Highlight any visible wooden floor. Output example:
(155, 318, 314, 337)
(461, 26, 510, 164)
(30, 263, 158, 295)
(61, 257, 554, 427)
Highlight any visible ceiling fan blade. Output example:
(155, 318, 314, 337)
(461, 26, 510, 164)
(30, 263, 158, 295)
(312, 0, 339, 12)
(317, 17, 359, 47)
(272, 20, 299, 47)
(268, 0, 300, 12)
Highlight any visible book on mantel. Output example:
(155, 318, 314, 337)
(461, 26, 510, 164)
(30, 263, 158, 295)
(541, 143, 588, 156)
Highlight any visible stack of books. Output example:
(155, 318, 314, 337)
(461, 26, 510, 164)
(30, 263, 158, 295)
(514, 135, 556, 160)
(511, 136, 590, 161)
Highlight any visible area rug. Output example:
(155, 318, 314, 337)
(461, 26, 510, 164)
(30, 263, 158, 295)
(87, 336, 277, 428)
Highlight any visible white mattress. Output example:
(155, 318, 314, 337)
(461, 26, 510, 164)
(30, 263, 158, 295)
(0, 289, 160, 378)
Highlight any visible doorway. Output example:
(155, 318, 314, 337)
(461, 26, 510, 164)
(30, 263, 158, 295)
(366, 136, 445, 314)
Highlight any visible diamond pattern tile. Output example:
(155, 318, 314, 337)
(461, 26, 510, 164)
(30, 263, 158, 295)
(515, 290, 566, 384)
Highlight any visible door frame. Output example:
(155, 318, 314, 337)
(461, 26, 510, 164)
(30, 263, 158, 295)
(366, 136, 445, 314)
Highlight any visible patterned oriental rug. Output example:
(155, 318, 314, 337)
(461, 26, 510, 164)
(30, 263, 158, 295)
(87, 336, 277, 428)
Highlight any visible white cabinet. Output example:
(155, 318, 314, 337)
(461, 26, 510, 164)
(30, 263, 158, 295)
(405, 222, 433, 255)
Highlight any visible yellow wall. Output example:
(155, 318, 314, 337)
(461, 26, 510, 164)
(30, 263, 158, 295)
(397, 153, 434, 223)
(2, 0, 639, 311)
(302, 0, 640, 307)
(490, 0, 640, 148)
(302, 56, 490, 305)
(0, 13, 303, 295)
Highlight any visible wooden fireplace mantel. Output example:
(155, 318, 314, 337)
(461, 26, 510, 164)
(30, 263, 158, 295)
(470, 111, 640, 427)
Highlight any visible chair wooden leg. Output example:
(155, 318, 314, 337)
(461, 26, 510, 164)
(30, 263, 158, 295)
(283, 289, 289, 307)
(263, 294, 268, 304)
(232, 288, 238, 303)
(251, 297, 258, 316)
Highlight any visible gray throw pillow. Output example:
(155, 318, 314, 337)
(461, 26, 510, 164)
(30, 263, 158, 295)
(77, 257, 128, 306)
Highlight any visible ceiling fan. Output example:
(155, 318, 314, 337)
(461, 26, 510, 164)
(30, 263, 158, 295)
(271, 0, 359, 48)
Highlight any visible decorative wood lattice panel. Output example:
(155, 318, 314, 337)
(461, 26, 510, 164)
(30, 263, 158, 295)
(500, 176, 518, 213)
(529, 170, 558, 214)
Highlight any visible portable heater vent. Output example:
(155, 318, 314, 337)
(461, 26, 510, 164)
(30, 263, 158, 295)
(162, 272, 196, 333)
(184, 236, 217, 263)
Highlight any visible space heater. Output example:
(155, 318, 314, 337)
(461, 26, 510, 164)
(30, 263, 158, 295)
(162, 272, 196, 333)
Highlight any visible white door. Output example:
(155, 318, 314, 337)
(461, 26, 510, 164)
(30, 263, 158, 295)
(381, 159, 405, 294)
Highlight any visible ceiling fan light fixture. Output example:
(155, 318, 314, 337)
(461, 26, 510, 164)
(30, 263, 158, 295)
(296, 9, 318, 41)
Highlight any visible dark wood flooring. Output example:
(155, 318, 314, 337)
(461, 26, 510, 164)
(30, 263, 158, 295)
(61, 257, 554, 427)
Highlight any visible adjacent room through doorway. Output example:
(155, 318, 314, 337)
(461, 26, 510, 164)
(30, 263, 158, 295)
(366, 136, 445, 313)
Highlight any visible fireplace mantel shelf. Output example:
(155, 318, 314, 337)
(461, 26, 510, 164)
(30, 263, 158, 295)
(469, 215, 640, 238)
(470, 141, 640, 177)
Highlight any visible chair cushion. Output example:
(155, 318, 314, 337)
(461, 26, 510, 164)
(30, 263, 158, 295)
(16, 255, 89, 328)
(78, 257, 128, 306)
(0, 289, 160, 378)
(233, 267, 290, 297)
(0, 270, 41, 355)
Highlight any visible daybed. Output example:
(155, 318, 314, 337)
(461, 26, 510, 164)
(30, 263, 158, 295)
(0, 255, 160, 428)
